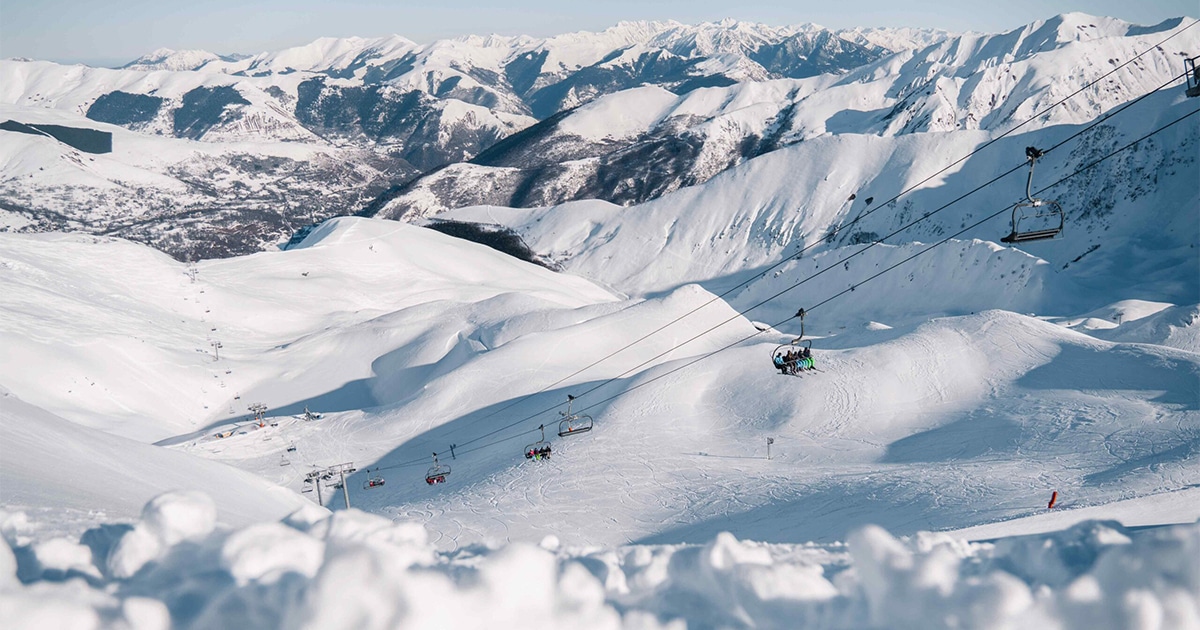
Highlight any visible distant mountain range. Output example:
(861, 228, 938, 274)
(1, 14, 1194, 264)
(369, 14, 1197, 221)
(113, 20, 943, 120)
(0, 18, 942, 259)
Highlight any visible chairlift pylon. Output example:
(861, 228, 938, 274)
(1185, 57, 1200, 98)
(1001, 147, 1064, 244)
(426, 453, 450, 485)
(557, 394, 594, 437)
(524, 424, 552, 461)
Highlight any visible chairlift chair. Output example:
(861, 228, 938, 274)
(425, 453, 450, 485)
(1001, 147, 1064, 244)
(772, 338, 813, 374)
(556, 395, 594, 437)
(524, 424, 553, 460)
(770, 309, 815, 375)
(1186, 57, 1200, 98)
(363, 468, 386, 489)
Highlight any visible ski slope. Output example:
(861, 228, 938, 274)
(0, 213, 1196, 627)
(2, 217, 1195, 545)
(0, 389, 312, 534)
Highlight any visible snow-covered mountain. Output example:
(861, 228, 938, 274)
(118, 20, 898, 119)
(835, 25, 955, 51)
(373, 13, 1198, 221)
(427, 85, 1198, 311)
(3, 12, 1199, 628)
(0, 18, 912, 260)
(120, 47, 249, 72)
(0, 60, 532, 258)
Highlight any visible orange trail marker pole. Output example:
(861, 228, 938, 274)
(1048, 491, 1058, 509)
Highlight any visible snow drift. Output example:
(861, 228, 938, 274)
(2, 491, 1197, 630)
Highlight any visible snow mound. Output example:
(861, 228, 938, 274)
(108, 491, 216, 578)
(1091, 303, 1200, 354)
(0, 388, 316, 534)
(3, 492, 1198, 629)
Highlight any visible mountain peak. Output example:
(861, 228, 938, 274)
(123, 48, 222, 71)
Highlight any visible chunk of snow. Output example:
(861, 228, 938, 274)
(140, 491, 216, 546)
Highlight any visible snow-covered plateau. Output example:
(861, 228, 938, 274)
(2, 10, 1199, 630)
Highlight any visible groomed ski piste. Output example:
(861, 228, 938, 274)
(3, 15, 1200, 630)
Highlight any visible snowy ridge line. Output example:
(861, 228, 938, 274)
(361, 29, 1200, 469)
(372, 70, 1191, 472)
(372, 103, 1199, 474)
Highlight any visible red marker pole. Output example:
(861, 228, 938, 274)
(1047, 491, 1058, 509)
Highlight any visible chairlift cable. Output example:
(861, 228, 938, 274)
(460, 69, 1188, 424)
(412, 30, 1200, 451)
(559, 106, 1200, 419)
(373, 104, 1196, 474)
(368, 46, 1196, 475)
(385, 27, 1197, 454)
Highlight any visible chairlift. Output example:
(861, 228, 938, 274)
(557, 395, 593, 437)
(279, 455, 291, 467)
(286, 443, 297, 453)
(1186, 57, 1199, 98)
(524, 424, 552, 461)
(770, 309, 816, 375)
(426, 453, 450, 485)
(363, 468, 386, 489)
(1001, 147, 1064, 244)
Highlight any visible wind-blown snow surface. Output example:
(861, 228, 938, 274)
(2, 493, 1198, 629)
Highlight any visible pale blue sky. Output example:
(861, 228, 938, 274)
(1, 0, 1194, 67)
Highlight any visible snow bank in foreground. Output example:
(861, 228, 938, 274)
(1, 492, 1197, 630)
